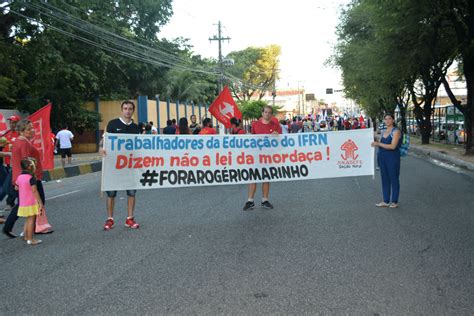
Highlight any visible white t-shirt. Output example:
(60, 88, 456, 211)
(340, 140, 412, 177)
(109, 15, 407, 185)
(56, 129, 74, 149)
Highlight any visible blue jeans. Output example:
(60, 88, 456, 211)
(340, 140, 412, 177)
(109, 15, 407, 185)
(106, 190, 137, 198)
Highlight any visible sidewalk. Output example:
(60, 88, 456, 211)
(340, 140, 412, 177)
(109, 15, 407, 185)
(408, 136, 474, 172)
(43, 152, 102, 181)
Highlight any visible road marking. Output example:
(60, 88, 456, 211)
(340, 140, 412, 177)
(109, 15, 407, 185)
(47, 190, 81, 201)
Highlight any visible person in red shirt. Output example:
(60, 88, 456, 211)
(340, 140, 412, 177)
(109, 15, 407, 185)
(199, 118, 217, 135)
(1, 115, 20, 166)
(243, 105, 281, 211)
(230, 117, 246, 134)
(1, 115, 21, 211)
(3, 119, 46, 238)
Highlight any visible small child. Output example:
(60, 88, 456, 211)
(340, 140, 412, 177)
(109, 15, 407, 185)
(16, 158, 43, 245)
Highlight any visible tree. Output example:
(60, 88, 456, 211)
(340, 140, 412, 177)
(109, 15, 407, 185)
(0, 0, 220, 132)
(435, 0, 474, 154)
(238, 100, 281, 120)
(333, 0, 458, 144)
(226, 45, 281, 101)
(333, 1, 407, 129)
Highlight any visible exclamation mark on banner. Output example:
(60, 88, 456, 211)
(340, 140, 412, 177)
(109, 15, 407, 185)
(326, 146, 330, 160)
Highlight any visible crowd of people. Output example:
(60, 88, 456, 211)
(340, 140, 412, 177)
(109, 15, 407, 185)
(1, 118, 50, 245)
(135, 113, 369, 137)
(1, 101, 401, 244)
(136, 114, 246, 136)
(279, 114, 369, 134)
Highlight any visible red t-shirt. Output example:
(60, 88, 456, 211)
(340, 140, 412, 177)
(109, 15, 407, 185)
(231, 127, 246, 135)
(199, 127, 217, 135)
(12, 137, 43, 184)
(2, 129, 19, 165)
(251, 118, 282, 135)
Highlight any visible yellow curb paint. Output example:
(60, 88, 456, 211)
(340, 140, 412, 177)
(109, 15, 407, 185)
(78, 164, 92, 175)
(48, 168, 66, 180)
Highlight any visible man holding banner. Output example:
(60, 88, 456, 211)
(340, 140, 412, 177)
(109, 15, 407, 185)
(243, 105, 282, 211)
(100, 101, 140, 230)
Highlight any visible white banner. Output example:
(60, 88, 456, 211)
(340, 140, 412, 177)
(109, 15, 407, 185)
(101, 129, 374, 191)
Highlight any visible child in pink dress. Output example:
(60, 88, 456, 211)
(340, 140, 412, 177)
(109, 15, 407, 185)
(16, 158, 44, 245)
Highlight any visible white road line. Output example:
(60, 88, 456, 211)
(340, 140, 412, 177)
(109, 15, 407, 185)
(47, 190, 81, 201)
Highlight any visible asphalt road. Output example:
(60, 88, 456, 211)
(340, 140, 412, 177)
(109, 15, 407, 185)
(1, 154, 473, 314)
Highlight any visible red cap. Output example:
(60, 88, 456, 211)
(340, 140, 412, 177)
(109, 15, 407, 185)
(7, 115, 21, 122)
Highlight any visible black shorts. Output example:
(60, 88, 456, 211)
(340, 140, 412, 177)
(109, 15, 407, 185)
(60, 148, 72, 158)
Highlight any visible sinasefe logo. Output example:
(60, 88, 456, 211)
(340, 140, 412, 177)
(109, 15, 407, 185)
(338, 139, 363, 168)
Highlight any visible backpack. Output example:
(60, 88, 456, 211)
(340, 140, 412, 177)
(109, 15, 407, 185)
(399, 133, 410, 157)
(389, 128, 409, 157)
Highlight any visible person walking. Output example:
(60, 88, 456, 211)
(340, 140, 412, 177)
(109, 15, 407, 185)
(243, 105, 281, 211)
(55, 125, 74, 167)
(100, 100, 140, 230)
(1, 115, 20, 211)
(3, 119, 46, 238)
(371, 113, 401, 208)
(16, 158, 44, 245)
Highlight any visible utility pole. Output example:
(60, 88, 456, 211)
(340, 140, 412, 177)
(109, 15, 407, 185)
(209, 21, 231, 93)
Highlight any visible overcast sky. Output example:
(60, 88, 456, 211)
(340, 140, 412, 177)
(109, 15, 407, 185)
(159, 0, 350, 105)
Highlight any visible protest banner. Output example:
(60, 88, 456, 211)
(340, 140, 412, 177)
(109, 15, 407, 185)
(101, 129, 374, 191)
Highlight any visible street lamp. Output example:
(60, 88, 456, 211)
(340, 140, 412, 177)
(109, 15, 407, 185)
(395, 104, 400, 121)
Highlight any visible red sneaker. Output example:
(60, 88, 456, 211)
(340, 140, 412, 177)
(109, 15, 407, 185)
(125, 217, 139, 229)
(104, 218, 114, 230)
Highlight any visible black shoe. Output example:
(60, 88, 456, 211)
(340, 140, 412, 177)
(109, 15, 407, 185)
(261, 201, 274, 209)
(243, 201, 255, 211)
(2, 228, 17, 238)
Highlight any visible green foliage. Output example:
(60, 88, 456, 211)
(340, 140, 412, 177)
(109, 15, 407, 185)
(0, 0, 219, 134)
(238, 100, 281, 120)
(226, 45, 281, 101)
(332, 0, 458, 141)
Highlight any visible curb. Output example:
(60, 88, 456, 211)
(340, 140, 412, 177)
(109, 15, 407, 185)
(42, 161, 102, 181)
(410, 145, 474, 172)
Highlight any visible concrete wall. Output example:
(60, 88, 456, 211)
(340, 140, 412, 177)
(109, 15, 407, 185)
(97, 100, 138, 131)
(77, 98, 214, 153)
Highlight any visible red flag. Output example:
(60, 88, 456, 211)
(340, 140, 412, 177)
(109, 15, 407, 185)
(209, 86, 242, 128)
(28, 103, 54, 170)
(0, 112, 7, 135)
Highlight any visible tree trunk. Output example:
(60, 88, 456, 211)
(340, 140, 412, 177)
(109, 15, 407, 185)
(463, 55, 474, 154)
(398, 102, 407, 134)
(466, 107, 474, 155)
(420, 121, 432, 144)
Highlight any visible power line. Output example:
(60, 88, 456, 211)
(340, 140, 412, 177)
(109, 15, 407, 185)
(24, 1, 204, 72)
(9, 2, 268, 92)
(8, 8, 211, 74)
